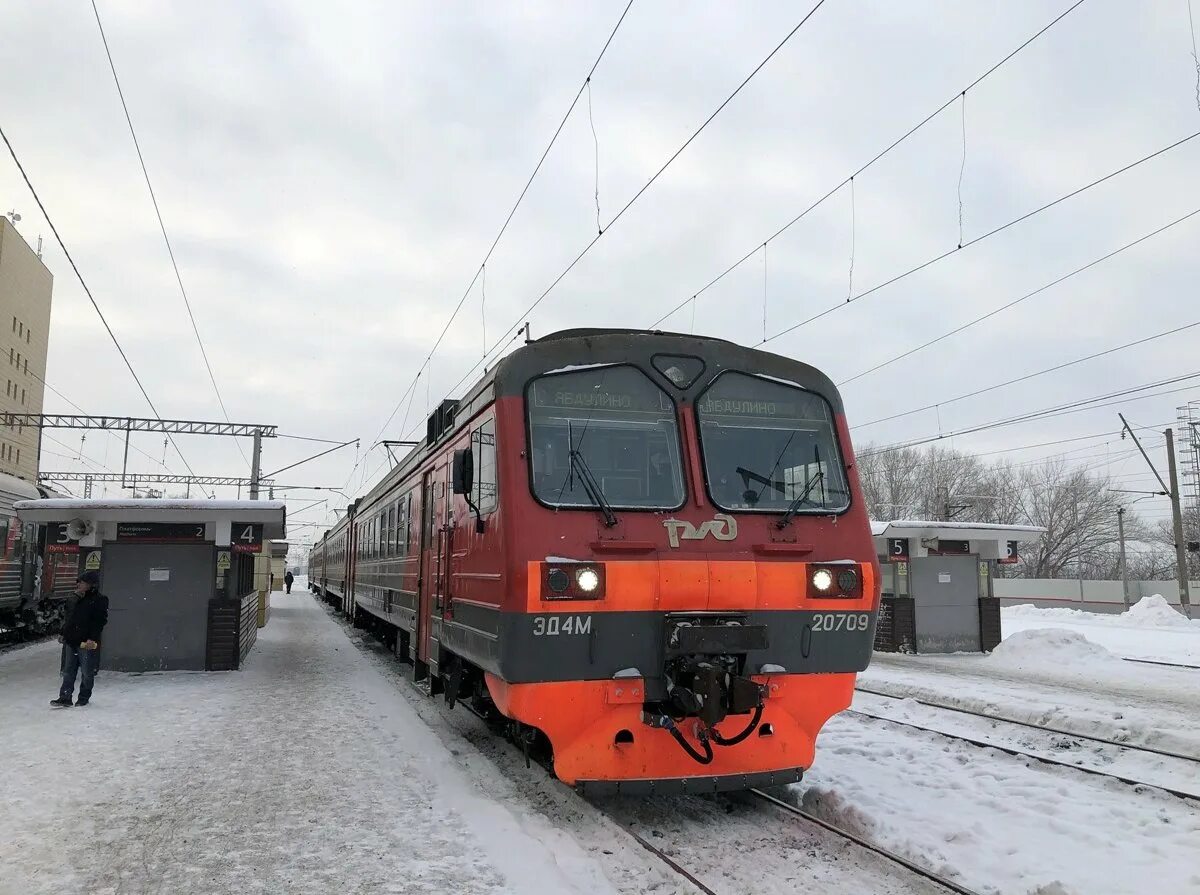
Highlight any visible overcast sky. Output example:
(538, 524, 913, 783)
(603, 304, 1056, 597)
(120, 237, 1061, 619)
(2, 0, 1198, 540)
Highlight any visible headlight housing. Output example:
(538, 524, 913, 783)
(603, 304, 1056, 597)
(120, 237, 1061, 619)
(541, 562, 606, 600)
(807, 563, 864, 599)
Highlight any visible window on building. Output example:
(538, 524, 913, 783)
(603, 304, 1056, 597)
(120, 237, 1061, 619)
(21, 388, 25, 405)
(15, 448, 18, 465)
(25, 330, 29, 344)
(7, 348, 11, 364)
(23, 359, 27, 374)
(17, 322, 23, 337)
(11, 317, 15, 333)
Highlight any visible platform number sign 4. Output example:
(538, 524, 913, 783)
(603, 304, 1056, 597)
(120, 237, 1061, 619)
(232, 523, 264, 554)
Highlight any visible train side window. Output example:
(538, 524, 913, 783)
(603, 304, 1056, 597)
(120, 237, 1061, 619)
(472, 419, 497, 514)
(404, 492, 413, 556)
(388, 504, 397, 554)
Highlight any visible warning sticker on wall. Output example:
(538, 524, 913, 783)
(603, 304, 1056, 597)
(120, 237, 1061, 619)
(938, 573, 952, 584)
(83, 551, 101, 571)
(149, 568, 170, 582)
(217, 551, 231, 572)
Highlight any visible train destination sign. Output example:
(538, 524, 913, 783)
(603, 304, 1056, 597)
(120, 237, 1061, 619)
(116, 523, 207, 543)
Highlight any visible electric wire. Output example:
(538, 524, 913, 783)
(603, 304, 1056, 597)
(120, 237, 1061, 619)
(764, 130, 1200, 345)
(405, 1, 829, 442)
(853, 317, 1200, 430)
(647, 0, 1090, 329)
(90, 0, 246, 473)
(363, 0, 637, 461)
(861, 375, 1200, 457)
(839, 206, 1200, 388)
(0, 123, 209, 492)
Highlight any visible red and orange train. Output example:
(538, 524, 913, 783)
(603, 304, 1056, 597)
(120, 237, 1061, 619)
(309, 329, 878, 793)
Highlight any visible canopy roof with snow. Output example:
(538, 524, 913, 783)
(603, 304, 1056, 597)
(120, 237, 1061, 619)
(870, 519, 1045, 562)
(13, 498, 287, 546)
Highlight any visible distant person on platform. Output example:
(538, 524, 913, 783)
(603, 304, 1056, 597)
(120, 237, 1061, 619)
(50, 571, 109, 708)
(284, 570, 294, 594)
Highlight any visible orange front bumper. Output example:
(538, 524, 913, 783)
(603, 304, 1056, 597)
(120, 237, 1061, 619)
(485, 672, 856, 787)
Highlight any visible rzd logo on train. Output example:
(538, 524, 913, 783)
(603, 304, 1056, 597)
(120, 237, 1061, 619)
(662, 513, 738, 548)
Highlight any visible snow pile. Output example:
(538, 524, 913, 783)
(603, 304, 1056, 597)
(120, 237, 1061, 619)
(1004, 596, 1196, 630)
(987, 627, 1116, 670)
(1123, 594, 1194, 628)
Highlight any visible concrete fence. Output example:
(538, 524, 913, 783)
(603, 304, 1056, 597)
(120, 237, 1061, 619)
(994, 578, 1198, 614)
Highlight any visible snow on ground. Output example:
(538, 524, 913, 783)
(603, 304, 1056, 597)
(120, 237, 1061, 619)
(0, 586, 649, 895)
(796, 712, 1200, 895)
(821, 596, 1200, 894)
(1002, 595, 1200, 664)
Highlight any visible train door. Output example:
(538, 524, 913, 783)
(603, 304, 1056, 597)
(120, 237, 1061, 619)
(415, 463, 449, 681)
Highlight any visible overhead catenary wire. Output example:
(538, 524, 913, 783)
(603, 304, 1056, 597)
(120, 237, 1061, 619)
(853, 316, 1200, 430)
(647, 0, 1090, 330)
(407, 1, 830, 442)
(838, 206, 1200, 388)
(0, 124, 210, 494)
(89, 0, 246, 471)
(764, 130, 1200, 345)
(362, 0, 637, 463)
(861, 375, 1200, 458)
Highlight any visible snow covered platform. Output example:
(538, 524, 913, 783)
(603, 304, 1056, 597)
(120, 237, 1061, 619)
(0, 586, 627, 895)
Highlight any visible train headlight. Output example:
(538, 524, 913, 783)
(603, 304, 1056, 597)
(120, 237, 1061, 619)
(811, 568, 834, 593)
(547, 567, 570, 594)
(576, 567, 601, 593)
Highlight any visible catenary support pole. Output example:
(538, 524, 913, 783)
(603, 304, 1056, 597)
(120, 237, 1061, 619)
(249, 430, 262, 500)
(1117, 507, 1130, 610)
(1166, 428, 1192, 617)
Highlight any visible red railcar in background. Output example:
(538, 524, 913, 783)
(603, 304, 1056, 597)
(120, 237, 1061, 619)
(312, 329, 878, 793)
(0, 472, 74, 633)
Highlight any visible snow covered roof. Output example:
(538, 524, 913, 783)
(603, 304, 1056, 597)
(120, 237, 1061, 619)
(15, 498, 285, 512)
(870, 519, 1046, 541)
(13, 498, 286, 538)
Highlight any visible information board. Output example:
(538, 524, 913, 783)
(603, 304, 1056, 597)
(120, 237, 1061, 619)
(116, 523, 207, 543)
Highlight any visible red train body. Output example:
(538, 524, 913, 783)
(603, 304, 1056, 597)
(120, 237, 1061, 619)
(309, 329, 878, 793)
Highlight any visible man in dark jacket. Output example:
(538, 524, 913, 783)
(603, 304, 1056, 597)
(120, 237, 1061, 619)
(51, 571, 108, 707)
(284, 570, 294, 594)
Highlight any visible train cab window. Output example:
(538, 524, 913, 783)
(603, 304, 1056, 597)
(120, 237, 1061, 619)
(472, 419, 497, 514)
(696, 371, 851, 514)
(527, 364, 685, 510)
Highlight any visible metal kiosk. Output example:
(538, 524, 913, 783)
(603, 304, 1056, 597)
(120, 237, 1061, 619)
(870, 519, 1044, 654)
(13, 498, 286, 671)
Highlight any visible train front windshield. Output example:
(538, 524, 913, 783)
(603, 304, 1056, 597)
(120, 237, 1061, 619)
(527, 365, 686, 510)
(697, 372, 851, 513)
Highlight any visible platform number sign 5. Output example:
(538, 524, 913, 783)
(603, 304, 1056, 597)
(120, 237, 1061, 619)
(999, 540, 1020, 565)
(232, 523, 264, 554)
(887, 538, 909, 562)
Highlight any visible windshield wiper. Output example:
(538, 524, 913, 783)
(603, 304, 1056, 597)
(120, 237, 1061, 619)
(777, 444, 828, 530)
(568, 448, 618, 528)
(776, 471, 825, 530)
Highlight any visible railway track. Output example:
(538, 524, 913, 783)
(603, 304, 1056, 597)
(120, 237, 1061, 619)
(856, 684, 1199, 763)
(747, 789, 984, 895)
(1122, 656, 1200, 671)
(847, 699, 1200, 803)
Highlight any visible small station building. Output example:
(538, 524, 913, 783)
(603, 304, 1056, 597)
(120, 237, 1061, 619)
(13, 498, 286, 671)
(870, 519, 1045, 654)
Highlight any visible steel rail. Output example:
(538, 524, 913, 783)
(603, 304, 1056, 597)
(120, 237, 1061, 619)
(846, 709, 1200, 803)
(856, 685, 1200, 763)
(748, 788, 984, 895)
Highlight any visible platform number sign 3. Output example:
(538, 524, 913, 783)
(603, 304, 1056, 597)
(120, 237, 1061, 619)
(232, 523, 264, 554)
